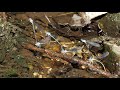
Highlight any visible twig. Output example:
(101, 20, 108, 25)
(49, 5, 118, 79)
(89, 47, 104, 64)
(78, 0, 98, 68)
(48, 12, 76, 18)
(22, 43, 118, 78)
(2, 12, 7, 21)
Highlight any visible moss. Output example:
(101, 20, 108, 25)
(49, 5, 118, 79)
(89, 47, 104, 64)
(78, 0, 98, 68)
(12, 53, 28, 69)
(98, 13, 120, 37)
(5, 68, 18, 77)
(103, 44, 118, 72)
(0, 49, 6, 63)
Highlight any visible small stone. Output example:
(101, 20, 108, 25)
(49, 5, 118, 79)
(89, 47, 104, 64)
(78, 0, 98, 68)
(33, 72, 39, 77)
(38, 75, 43, 78)
(12, 47, 17, 51)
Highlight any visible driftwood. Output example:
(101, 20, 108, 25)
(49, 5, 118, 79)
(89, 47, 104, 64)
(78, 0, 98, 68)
(22, 43, 118, 78)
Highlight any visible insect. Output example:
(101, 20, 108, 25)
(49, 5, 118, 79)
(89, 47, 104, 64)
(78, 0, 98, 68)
(29, 18, 46, 47)
(80, 39, 101, 48)
(88, 55, 106, 72)
(45, 31, 70, 53)
(45, 14, 74, 54)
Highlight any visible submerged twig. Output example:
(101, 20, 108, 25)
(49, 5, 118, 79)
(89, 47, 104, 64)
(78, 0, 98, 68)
(22, 43, 118, 78)
(48, 12, 76, 18)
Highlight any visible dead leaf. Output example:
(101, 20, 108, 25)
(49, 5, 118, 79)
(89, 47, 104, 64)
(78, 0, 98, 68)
(45, 42, 61, 52)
